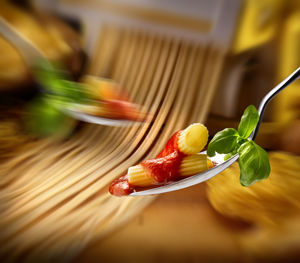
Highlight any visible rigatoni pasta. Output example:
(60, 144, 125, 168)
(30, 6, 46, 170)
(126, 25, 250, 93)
(178, 123, 209, 154)
(179, 154, 209, 177)
(110, 123, 213, 195)
(128, 154, 209, 186)
(128, 165, 156, 187)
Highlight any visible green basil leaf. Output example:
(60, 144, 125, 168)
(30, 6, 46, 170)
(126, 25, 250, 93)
(238, 140, 270, 186)
(26, 95, 75, 137)
(207, 128, 239, 157)
(238, 105, 259, 139)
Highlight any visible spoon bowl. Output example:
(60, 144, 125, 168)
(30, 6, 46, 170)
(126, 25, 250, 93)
(130, 151, 238, 196)
(63, 107, 144, 127)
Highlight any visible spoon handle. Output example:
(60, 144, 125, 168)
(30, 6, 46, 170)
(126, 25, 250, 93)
(250, 67, 300, 141)
(0, 17, 47, 67)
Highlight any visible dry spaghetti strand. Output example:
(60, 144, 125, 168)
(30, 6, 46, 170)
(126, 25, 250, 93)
(0, 25, 225, 262)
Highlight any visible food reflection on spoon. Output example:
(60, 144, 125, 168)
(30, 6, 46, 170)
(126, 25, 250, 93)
(26, 61, 149, 137)
(34, 61, 148, 124)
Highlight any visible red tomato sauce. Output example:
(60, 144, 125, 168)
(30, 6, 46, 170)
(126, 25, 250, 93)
(109, 130, 186, 196)
(109, 175, 133, 196)
(156, 131, 181, 158)
(141, 151, 184, 183)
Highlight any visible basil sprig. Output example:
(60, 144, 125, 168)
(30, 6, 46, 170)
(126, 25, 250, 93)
(207, 105, 270, 186)
(26, 60, 89, 137)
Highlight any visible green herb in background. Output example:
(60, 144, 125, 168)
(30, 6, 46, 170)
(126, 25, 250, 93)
(26, 60, 88, 137)
(207, 105, 271, 186)
(25, 95, 76, 138)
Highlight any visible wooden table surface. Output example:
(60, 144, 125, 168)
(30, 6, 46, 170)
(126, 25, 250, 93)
(74, 184, 250, 263)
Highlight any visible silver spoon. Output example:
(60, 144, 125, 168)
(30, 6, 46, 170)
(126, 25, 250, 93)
(62, 106, 145, 127)
(130, 67, 300, 196)
(0, 17, 144, 127)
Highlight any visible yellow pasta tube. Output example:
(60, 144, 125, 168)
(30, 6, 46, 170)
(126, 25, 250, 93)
(179, 154, 209, 177)
(127, 165, 156, 187)
(128, 154, 210, 186)
(178, 123, 208, 154)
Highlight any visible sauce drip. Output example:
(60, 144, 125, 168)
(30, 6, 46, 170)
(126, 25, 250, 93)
(156, 131, 181, 158)
(109, 175, 134, 196)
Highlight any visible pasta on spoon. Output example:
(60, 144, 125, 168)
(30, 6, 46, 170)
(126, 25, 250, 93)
(109, 104, 272, 196)
(109, 123, 213, 196)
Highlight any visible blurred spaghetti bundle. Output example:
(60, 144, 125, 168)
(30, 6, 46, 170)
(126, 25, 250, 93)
(207, 152, 300, 259)
(0, 0, 225, 261)
(208, 152, 300, 228)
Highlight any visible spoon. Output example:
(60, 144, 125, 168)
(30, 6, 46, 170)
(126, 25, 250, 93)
(0, 17, 144, 127)
(130, 67, 300, 196)
(62, 106, 145, 127)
